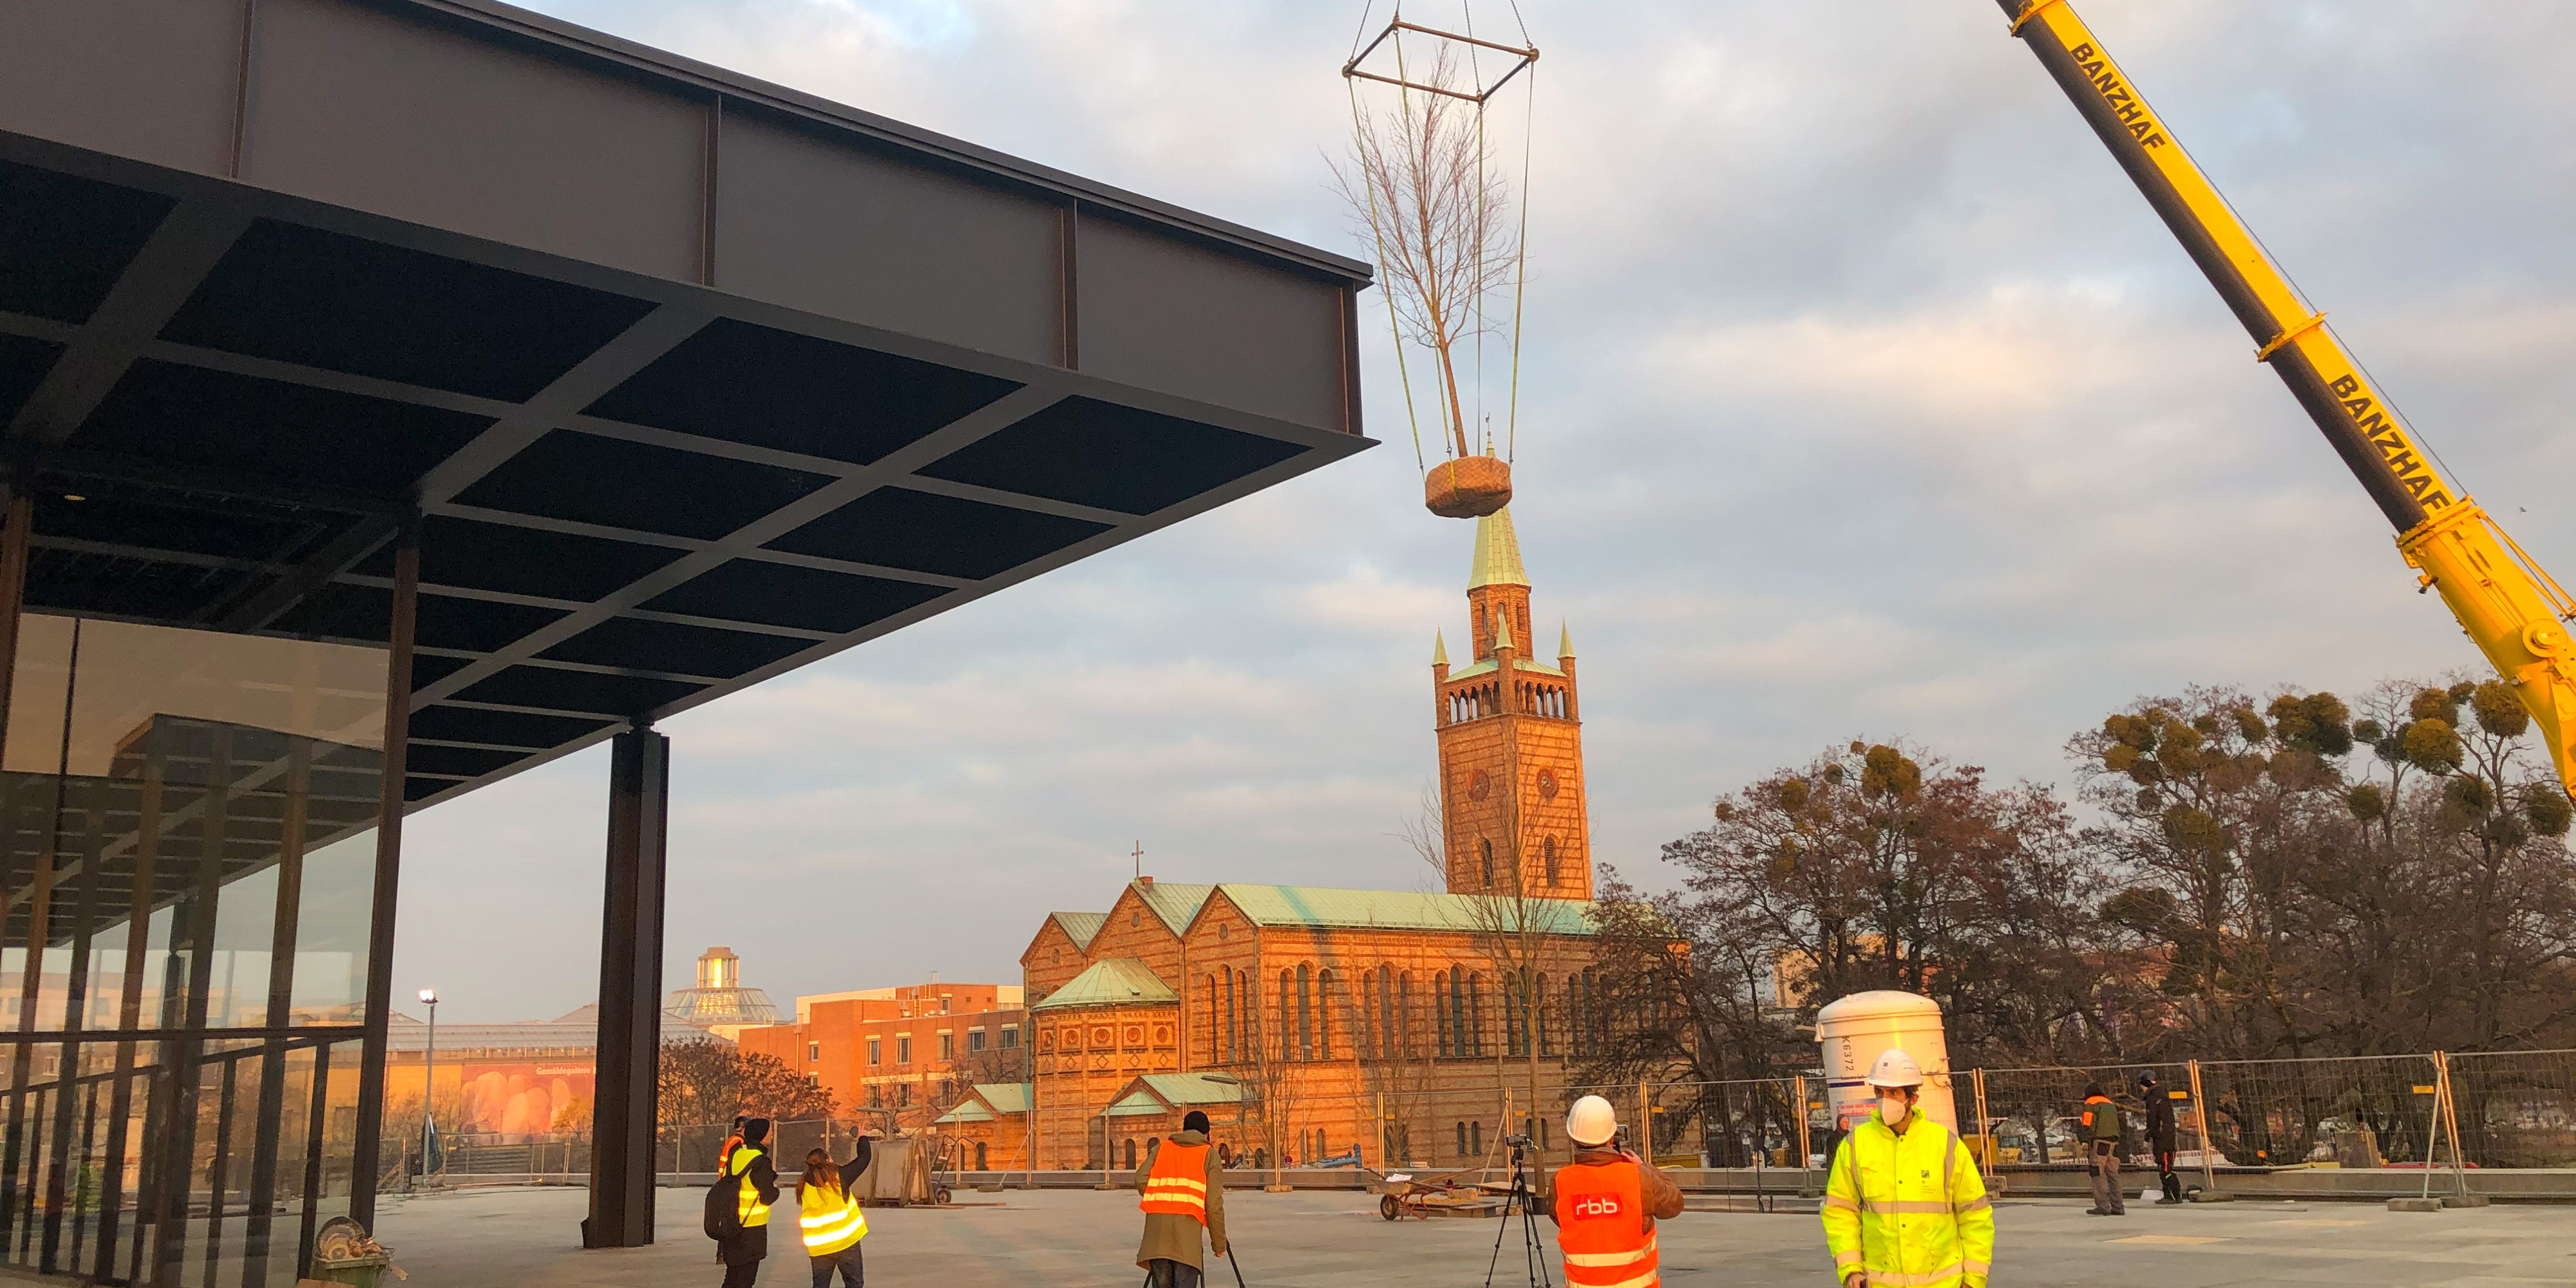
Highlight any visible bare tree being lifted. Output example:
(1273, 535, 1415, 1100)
(1334, 6, 1537, 520)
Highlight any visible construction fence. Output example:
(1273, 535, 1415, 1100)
(399, 1048, 2576, 1184)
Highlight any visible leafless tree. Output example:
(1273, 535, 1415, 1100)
(1399, 781, 1571, 1163)
(1332, 48, 1519, 460)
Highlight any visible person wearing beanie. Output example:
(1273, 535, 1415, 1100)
(1541, 1095, 1683, 1288)
(717, 1117, 781, 1287)
(1135, 1109, 1228, 1287)
(2137, 1072, 2181, 1204)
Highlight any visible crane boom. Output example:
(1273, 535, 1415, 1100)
(1998, 0, 2576, 797)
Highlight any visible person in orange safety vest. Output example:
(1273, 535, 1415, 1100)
(1542, 1094, 1685, 1288)
(1135, 1110, 1229, 1288)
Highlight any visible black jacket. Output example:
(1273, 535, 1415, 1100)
(838, 1136, 876, 1196)
(719, 1146, 781, 1267)
(2141, 1089, 2177, 1152)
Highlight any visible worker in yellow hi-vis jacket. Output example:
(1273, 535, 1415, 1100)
(1821, 1050, 1994, 1288)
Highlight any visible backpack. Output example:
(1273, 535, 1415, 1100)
(704, 1167, 743, 1241)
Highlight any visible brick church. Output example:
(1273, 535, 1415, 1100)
(940, 507, 1616, 1173)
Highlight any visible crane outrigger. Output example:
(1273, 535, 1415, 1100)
(1997, 0, 2576, 797)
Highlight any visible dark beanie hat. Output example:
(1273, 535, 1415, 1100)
(2137, 1071, 2158, 1087)
(743, 1117, 772, 1144)
(1183, 1110, 1211, 1133)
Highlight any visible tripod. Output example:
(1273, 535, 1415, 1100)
(1484, 1140, 1553, 1288)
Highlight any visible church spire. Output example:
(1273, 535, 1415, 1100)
(1466, 506, 1528, 591)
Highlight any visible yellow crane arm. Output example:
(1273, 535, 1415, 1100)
(1999, 0, 2576, 797)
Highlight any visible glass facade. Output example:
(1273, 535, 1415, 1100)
(0, 605, 392, 1285)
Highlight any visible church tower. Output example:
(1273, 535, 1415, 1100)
(1431, 507, 1591, 900)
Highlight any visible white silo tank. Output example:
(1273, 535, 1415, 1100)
(1816, 990, 1956, 1134)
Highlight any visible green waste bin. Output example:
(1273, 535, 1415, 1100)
(302, 1249, 395, 1287)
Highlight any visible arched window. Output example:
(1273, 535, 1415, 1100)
(1297, 963, 1315, 1061)
(1358, 969, 1375, 1059)
(1223, 969, 1237, 1062)
(1434, 971, 1452, 1057)
(1206, 974, 1219, 1062)
(1572, 970, 1589, 1056)
(1566, 969, 1587, 1056)
(1123, 1139, 1136, 1170)
(1453, 969, 1473, 1051)
(1544, 837, 1560, 887)
(1380, 965, 1398, 1057)
(1472, 1121, 1484, 1155)
(976, 1141, 988, 1170)
(1316, 969, 1334, 1060)
(1455, 1122, 1468, 1156)
(1478, 838, 1493, 887)
(1469, 974, 1486, 1056)
(1279, 970, 1296, 1062)
(1535, 974, 1553, 1056)
(1400, 969, 1414, 1056)
(1504, 974, 1524, 1057)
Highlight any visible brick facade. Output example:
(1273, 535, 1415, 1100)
(737, 982, 1025, 1135)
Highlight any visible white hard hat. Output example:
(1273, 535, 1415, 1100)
(1566, 1095, 1619, 1147)
(1866, 1048, 1926, 1089)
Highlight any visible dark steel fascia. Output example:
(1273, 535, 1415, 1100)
(377, 0, 1375, 286)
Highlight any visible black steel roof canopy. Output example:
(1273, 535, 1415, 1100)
(0, 0, 1373, 810)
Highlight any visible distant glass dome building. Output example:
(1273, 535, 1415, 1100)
(664, 946, 782, 1041)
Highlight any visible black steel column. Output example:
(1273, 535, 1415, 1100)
(584, 724, 668, 1249)
(349, 529, 419, 1232)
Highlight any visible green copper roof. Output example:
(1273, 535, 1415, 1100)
(964, 1082, 1032, 1115)
(1048, 911, 1107, 949)
(1492, 609, 1514, 654)
(1444, 656, 1564, 682)
(1558, 620, 1574, 659)
(1133, 881, 1218, 936)
(1043, 885, 1601, 961)
(1106, 1088, 1168, 1117)
(1466, 506, 1528, 590)
(1031, 958, 1178, 1011)
(1211, 885, 1598, 935)
(1432, 630, 1449, 668)
(1139, 1072, 1248, 1106)
(934, 1101, 996, 1124)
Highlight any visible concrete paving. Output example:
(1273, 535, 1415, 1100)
(370, 1184, 2576, 1287)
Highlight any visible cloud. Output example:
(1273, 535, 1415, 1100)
(394, 0, 2576, 1021)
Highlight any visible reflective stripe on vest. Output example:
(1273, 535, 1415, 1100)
(732, 1147, 770, 1228)
(799, 1181, 867, 1255)
(1554, 1159, 1658, 1288)
(1139, 1142, 1211, 1223)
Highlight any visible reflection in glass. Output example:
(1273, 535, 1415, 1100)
(0, 611, 389, 1282)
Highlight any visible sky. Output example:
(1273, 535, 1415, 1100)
(391, 0, 2576, 1022)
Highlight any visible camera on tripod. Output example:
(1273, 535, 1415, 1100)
(1501, 1133, 1534, 1149)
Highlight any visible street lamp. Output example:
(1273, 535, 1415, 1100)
(418, 988, 439, 1184)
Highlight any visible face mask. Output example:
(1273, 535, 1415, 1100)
(1880, 1095, 1909, 1126)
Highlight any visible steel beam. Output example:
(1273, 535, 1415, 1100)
(584, 723, 668, 1249)
(347, 531, 418, 1233)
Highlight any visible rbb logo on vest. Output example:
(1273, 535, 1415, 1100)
(1573, 1195, 1624, 1218)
